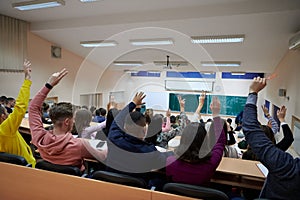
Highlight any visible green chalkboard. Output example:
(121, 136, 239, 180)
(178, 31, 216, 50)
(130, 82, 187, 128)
(169, 93, 246, 116)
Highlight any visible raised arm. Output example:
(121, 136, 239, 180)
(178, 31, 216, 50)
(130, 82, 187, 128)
(261, 104, 279, 134)
(162, 109, 171, 132)
(275, 106, 294, 151)
(243, 77, 295, 175)
(109, 92, 146, 135)
(29, 68, 68, 145)
(2, 60, 32, 135)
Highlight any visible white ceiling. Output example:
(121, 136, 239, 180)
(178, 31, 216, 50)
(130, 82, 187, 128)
(1, 0, 300, 73)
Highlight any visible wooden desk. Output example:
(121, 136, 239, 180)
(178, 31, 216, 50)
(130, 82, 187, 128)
(0, 162, 196, 200)
(211, 157, 265, 190)
(19, 118, 51, 134)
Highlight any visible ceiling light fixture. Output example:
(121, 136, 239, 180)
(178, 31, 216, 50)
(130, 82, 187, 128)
(79, 0, 99, 2)
(231, 72, 246, 76)
(130, 38, 174, 46)
(201, 61, 241, 67)
(80, 40, 117, 47)
(114, 61, 143, 67)
(191, 35, 245, 44)
(12, 0, 65, 11)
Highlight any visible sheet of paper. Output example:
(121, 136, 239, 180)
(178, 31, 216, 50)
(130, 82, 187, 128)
(256, 163, 269, 177)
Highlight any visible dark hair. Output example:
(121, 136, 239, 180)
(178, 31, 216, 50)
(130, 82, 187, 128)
(99, 108, 107, 116)
(125, 111, 146, 127)
(0, 106, 6, 115)
(261, 125, 276, 144)
(227, 118, 232, 125)
(170, 115, 176, 123)
(145, 114, 163, 144)
(42, 102, 50, 112)
(176, 122, 208, 163)
(49, 102, 73, 125)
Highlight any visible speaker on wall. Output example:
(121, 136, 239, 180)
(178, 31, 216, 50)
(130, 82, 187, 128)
(51, 45, 61, 58)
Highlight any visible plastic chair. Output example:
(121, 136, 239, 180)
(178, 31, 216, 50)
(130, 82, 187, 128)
(35, 159, 82, 176)
(91, 170, 147, 189)
(0, 152, 31, 167)
(163, 182, 229, 200)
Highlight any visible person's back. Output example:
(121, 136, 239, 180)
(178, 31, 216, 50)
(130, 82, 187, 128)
(29, 68, 106, 171)
(166, 97, 226, 186)
(0, 60, 35, 167)
(106, 92, 170, 177)
(242, 77, 300, 199)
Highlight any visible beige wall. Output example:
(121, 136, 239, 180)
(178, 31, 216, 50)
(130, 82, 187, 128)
(263, 50, 300, 125)
(0, 31, 100, 104)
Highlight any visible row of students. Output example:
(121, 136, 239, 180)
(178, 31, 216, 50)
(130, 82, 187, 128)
(1, 63, 299, 199)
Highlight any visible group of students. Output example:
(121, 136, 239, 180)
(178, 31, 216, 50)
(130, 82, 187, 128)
(0, 60, 299, 199)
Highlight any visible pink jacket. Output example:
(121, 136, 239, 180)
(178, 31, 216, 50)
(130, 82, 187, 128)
(29, 86, 104, 171)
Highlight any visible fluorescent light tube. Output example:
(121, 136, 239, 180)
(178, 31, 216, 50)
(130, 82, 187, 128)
(114, 61, 143, 67)
(80, 40, 117, 47)
(201, 61, 241, 67)
(130, 38, 173, 46)
(80, 0, 99, 2)
(13, 0, 65, 11)
(191, 35, 244, 44)
(231, 72, 246, 75)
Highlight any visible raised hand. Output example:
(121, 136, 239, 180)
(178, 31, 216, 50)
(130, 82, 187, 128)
(132, 92, 146, 106)
(210, 96, 221, 116)
(166, 109, 171, 117)
(261, 105, 270, 116)
(277, 106, 287, 122)
(23, 59, 32, 80)
(47, 68, 68, 87)
(249, 77, 267, 93)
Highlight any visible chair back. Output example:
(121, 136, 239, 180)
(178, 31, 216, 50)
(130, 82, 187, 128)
(0, 152, 30, 166)
(35, 160, 81, 176)
(91, 170, 147, 188)
(163, 183, 229, 200)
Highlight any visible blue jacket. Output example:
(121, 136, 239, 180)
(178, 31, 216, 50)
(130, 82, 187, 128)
(106, 102, 171, 176)
(243, 94, 300, 199)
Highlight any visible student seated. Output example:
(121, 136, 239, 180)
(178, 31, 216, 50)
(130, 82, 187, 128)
(106, 92, 172, 189)
(166, 97, 226, 186)
(242, 77, 299, 199)
(93, 107, 106, 123)
(75, 109, 106, 139)
(0, 60, 36, 167)
(29, 68, 106, 172)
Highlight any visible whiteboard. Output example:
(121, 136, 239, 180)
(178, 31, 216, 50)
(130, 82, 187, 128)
(144, 92, 169, 111)
(165, 80, 214, 92)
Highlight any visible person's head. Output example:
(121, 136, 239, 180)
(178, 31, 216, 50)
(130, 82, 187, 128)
(261, 125, 276, 144)
(42, 102, 50, 112)
(89, 106, 97, 115)
(0, 96, 7, 105)
(170, 115, 176, 124)
(124, 111, 147, 139)
(176, 119, 226, 163)
(99, 108, 107, 116)
(49, 102, 74, 132)
(145, 108, 154, 118)
(176, 122, 209, 163)
(0, 106, 8, 124)
(74, 109, 93, 137)
(6, 97, 15, 108)
(227, 118, 232, 125)
(145, 114, 163, 142)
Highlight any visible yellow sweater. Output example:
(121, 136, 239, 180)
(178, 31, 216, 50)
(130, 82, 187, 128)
(0, 79, 36, 167)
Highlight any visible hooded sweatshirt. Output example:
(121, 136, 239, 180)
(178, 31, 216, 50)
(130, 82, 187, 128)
(0, 79, 36, 167)
(29, 86, 96, 171)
